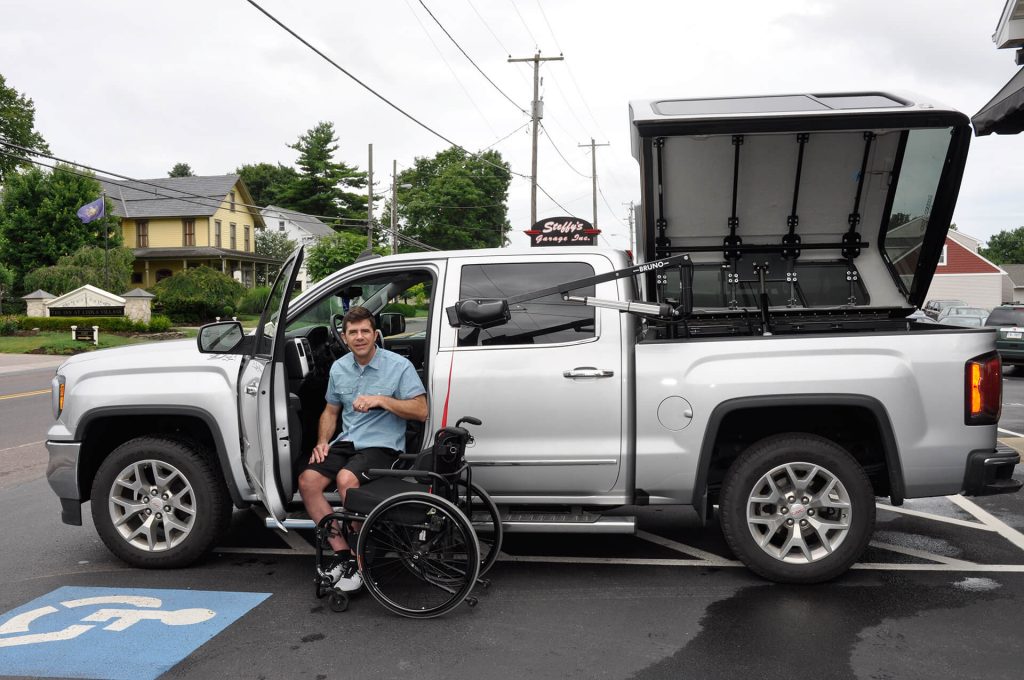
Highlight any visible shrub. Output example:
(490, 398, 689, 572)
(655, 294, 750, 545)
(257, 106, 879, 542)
(15, 315, 144, 332)
(151, 266, 244, 323)
(382, 302, 417, 318)
(238, 286, 271, 315)
(0, 316, 19, 336)
(146, 315, 172, 332)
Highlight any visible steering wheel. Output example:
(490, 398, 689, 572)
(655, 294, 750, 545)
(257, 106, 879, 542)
(329, 313, 345, 348)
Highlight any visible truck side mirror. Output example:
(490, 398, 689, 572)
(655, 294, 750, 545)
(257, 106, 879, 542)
(378, 312, 406, 337)
(197, 320, 248, 354)
(445, 299, 511, 329)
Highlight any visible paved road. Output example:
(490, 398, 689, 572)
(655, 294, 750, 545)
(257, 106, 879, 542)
(1, 353, 1023, 680)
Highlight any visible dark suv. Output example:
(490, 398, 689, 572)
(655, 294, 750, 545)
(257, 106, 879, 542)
(984, 305, 1024, 366)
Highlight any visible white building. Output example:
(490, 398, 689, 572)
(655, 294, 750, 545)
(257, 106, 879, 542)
(259, 205, 336, 291)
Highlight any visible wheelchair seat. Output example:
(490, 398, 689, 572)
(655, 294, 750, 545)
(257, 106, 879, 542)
(344, 476, 427, 515)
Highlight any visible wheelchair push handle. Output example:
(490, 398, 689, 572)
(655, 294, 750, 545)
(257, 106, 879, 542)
(455, 416, 482, 427)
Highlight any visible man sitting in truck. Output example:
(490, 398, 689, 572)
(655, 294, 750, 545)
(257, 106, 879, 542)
(298, 305, 428, 591)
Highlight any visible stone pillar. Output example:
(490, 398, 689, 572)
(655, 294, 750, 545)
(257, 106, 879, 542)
(22, 290, 55, 317)
(123, 288, 156, 324)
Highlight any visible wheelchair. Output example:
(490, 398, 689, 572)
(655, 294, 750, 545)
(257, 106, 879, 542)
(313, 416, 503, 618)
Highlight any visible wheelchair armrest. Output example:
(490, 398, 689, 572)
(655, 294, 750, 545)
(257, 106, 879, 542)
(364, 468, 446, 485)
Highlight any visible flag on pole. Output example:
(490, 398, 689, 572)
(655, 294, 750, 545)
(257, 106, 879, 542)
(76, 197, 105, 224)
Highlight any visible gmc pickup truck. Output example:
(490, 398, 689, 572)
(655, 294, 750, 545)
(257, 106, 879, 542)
(46, 91, 1020, 583)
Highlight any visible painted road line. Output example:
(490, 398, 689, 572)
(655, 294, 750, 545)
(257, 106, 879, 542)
(498, 554, 742, 567)
(214, 547, 310, 556)
(998, 427, 1024, 437)
(851, 563, 1024, 572)
(947, 493, 1024, 553)
(876, 503, 997, 531)
(0, 389, 49, 401)
(0, 441, 44, 456)
(274, 526, 317, 555)
(635, 530, 739, 564)
(868, 540, 977, 567)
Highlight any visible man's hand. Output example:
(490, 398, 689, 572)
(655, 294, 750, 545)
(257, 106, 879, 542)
(309, 442, 331, 464)
(352, 394, 386, 413)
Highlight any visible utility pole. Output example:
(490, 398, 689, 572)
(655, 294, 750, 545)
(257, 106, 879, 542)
(622, 200, 636, 253)
(391, 159, 398, 255)
(578, 138, 609, 229)
(366, 143, 374, 250)
(509, 52, 563, 226)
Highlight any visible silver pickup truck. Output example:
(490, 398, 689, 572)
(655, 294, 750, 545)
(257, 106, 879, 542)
(46, 91, 1020, 583)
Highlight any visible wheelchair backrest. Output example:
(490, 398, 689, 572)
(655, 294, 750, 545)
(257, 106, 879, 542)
(412, 425, 470, 477)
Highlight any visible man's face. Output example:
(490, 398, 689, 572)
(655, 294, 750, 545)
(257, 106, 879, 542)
(343, 318, 376, 363)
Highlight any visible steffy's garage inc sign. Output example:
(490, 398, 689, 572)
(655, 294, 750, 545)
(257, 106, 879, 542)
(525, 216, 600, 246)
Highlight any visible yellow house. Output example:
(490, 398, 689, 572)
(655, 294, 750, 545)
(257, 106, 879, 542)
(99, 174, 282, 288)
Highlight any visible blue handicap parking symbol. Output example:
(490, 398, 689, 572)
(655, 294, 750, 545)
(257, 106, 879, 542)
(0, 585, 270, 680)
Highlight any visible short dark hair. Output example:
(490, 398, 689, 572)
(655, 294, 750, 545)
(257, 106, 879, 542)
(342, 306, 376, 333)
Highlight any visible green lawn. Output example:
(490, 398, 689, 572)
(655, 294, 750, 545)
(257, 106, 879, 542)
(0, 331, 187, 355)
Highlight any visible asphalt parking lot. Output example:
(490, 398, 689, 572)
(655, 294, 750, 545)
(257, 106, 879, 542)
(1, 356, 1023, 679)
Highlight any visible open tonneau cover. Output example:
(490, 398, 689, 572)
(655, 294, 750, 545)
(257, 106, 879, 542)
(629, 92, 972, 314)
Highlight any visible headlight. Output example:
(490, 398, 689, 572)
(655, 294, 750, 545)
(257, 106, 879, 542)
(51, 374, 65, 419)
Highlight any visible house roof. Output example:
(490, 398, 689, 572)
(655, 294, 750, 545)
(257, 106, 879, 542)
(99, 175, 250, 220)
(1001, 264, 1024, 286)
(262, 205, 335, 238)
(937, 235, 1004, 275)
(21, 289, 55, 300)
(132, 246, 284, 264)
(122, 288, 156, 298)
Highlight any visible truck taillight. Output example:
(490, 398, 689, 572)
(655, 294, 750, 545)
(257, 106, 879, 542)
(965, 352, 1001, 425)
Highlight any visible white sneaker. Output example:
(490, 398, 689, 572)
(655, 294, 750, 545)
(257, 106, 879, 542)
(325, 558, 363, 592)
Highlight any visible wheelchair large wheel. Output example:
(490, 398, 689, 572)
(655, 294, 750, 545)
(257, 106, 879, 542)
(356, 492, 480, 619)
(456, 480, 503, 576)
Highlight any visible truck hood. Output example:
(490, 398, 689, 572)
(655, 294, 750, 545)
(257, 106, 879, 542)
(58, 338, 237, 373)
(629, 92, 972, 309)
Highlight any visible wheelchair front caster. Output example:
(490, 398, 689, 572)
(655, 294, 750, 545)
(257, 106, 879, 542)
(466, 596, 478, 608)
(329, 592, 349, 612)
(315, 574, 333, 600)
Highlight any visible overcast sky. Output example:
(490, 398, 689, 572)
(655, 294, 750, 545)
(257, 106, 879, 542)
(1, 0, 1022, 250)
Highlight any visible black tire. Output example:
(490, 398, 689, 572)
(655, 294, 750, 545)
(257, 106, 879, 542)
(719, 433, 875, 584)
(329, 592, 349, 612)
(90, 436, 232, 569)
(356, 492, 479, 619)
(456, 480, 503, 576)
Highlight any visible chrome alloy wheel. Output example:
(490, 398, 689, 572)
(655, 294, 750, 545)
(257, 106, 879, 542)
(107, 459, 197, 552)
(746, 461, 852, 564)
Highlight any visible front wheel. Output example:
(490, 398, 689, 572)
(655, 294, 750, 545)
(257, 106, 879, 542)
(90, 436, 232, 568)
(719, 433, 875, 584)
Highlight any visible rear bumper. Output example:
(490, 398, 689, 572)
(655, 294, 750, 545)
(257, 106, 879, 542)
(962, 446, 1022, 496)
(995, 346, 1024, 365)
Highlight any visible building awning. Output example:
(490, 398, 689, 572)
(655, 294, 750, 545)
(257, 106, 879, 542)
(973, 66, 1024, 136)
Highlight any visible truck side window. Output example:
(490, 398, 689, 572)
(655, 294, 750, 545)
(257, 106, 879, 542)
(458, 262, 596, 346)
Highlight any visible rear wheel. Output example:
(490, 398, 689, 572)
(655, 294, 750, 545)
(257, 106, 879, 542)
(456, 480, 503, 576)
(357, 492, 479, 618)
(90, 436, 232, 568)
(719, 433, 875, 584)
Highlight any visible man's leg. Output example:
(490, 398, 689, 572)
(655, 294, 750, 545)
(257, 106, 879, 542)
(298, 469, 346, 553)
(333, 469, 361, 552)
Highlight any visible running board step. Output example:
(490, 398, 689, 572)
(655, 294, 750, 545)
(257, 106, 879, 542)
(500, 512, 635, 534)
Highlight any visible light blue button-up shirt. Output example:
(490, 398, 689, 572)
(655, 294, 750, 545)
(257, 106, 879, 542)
(325, 347, 426, 452)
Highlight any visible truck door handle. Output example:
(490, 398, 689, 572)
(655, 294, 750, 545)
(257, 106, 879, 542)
(245, 380, 259, 395)
(563, 367, 615, 379)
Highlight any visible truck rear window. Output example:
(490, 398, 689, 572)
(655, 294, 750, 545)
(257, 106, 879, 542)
(458, 262, 596, 346)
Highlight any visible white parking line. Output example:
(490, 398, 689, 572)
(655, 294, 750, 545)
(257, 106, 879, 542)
(635, 530, 740, 565)
(851, 563, 1024, 572)
(868, 540, 977, 567)
(876, 503, 996, 531)
(947, 494, 1024, 553)
(998, 427, 1024, 437)
(496, 554, 743, 568)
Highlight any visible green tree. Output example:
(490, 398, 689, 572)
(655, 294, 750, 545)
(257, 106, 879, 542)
(23, 245, 135, 296)
(151, 265, 245, 322)
(980, 227, 1024, 264)
(389, 147, 511, 251)
(0, 262, 14, 314)
(254, 229, 296, 285)
(168, 162, 195, 178)
(306, 231, 386, 282)
(0, 164, 121, 292)
(278, 122, 368, 221)
(236, 162, 299, 208)
(0, 74, 50, 185)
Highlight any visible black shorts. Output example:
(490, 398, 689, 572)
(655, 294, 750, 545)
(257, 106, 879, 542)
(304, 441, 400, 483)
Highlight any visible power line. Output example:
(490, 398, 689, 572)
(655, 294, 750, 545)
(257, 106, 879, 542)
(540, 123, 589, 178)
(507, 0, 540, 48)
(418, 0, 527, 116)
(402, 0, 498, 138)
(245, 0, 574, 217)
(480, 121, 530, 151)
